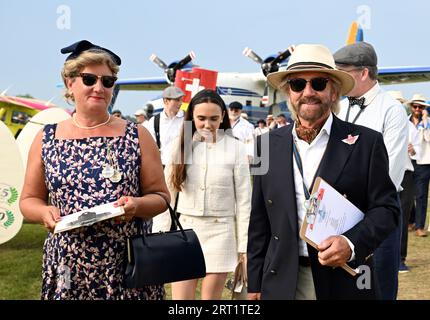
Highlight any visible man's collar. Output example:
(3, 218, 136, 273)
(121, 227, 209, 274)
(162, 109, 184, 119)
(358, 82, 380, 106)
(292, 113, 333, 141)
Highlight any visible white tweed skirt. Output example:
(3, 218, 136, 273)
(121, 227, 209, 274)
(179, 214, 238, 273)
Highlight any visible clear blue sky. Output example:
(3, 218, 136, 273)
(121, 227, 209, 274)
(1, 0, 429, 116)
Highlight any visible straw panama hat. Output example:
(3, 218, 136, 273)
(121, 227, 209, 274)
(267, 44, 355, 96)
(406, 93, 430, 108)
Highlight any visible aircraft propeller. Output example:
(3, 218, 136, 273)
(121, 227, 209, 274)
(149, 51, 196, 83)
(243, 46, 295, 105)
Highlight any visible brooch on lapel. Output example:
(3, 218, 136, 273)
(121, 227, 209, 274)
(342, 134, 359, 145)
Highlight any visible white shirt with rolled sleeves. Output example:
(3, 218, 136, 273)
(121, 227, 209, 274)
(231, 117, 255, 158)
(337, 83, 408, 192)
(143, 110, 184, 165)
(292, 114, 356, 260)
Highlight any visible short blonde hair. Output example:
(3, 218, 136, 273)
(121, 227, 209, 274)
(61, 50, 120, 104)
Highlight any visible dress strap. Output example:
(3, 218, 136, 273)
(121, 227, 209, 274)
(42, 123, 57, 145)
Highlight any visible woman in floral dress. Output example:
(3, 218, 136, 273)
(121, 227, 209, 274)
(19, 40, 170, 300)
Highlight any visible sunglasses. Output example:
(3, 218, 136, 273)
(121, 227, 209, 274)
(412, 104, 426, 110)
(286, 77, 330, 92)
(78, 73, 117, 88)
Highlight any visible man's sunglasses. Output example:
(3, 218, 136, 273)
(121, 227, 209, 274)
(78, 73, 117, 88)
(286, 77, 330, 93)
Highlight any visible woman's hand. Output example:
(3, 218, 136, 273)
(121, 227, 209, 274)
(41, 206, 61, 232)
(115, 196, 138, 222)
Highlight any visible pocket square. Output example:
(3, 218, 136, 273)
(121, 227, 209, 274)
(342, 134, 359, 145)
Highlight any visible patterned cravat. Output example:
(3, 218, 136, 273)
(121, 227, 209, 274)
(348, 97, 366, 109)
(295, 121, 323, 144)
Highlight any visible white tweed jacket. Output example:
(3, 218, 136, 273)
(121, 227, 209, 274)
(155, 134, 252, 252)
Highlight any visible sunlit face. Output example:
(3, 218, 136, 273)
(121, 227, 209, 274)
(67, 63, 114, 112)
(410, 103, 426, 117)
(287, 72, 337, 123)
(163, 98, 183, 115)
(228, 107, 241, 121)
(193, 102, 225, 141)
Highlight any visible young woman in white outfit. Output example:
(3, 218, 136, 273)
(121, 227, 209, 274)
(166, 89, 251, 300)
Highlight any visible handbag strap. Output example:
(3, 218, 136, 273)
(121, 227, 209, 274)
(138, 192, 188, 241)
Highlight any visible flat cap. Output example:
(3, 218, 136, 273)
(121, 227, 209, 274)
(162, 86, 184, 99)
(61, 40, 121, 66)
(333, 42, 377, 67)
(228, 101, 243, 109)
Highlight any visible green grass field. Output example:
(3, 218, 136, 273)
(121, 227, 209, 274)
(0, 222, 429, 300)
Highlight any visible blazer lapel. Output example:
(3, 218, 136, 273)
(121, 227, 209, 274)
(318, 115, 360, 186)
(272, 126, 298, 233)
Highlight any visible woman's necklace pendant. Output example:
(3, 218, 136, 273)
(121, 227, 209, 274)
(102, 165, 115, 179)
(110, 170, 122, 183)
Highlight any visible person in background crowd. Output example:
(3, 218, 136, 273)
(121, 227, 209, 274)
(334, 41, 407, 300)
(143, 86, 185, 166)
(254, 119, 269, 136)
(407, 94, 430, 237)
(387, 91, 420, 273)
(134, 108, 148, 125)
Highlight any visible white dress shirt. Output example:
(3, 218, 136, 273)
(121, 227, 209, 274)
(292, 114, 354, 259)
(406, 121, 421, 171)
(144, 110, 184, 165)
(338, 83, 408, 192)
(231, 117, 255, 157)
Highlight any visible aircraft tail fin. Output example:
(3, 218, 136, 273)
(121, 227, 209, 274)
(346, 22, 364, 45)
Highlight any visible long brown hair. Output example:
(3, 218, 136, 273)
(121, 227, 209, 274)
(170, 89, 231, 192)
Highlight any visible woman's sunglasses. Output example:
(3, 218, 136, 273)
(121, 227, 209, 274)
(411, 104, 426, 110)
(286, 77, 330, 93)
(78, 73, 117, 88)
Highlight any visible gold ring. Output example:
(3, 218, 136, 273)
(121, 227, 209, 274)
(121, 216, 126, 222)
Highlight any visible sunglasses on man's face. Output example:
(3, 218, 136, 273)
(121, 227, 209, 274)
(78, 73, 117, 88)
(286, 77, 330, 93)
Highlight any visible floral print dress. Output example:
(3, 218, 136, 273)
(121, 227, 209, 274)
(41, 121, 164, 300)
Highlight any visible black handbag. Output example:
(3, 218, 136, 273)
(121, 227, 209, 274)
(123, 192, 206, 288)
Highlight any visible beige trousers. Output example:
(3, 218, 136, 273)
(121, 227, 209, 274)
(295, 266, 316, 300)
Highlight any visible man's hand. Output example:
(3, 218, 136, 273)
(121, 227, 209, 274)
(247, 292, 261, 300)
(317, 235, 352, 267)
(408, 143, 416, 156)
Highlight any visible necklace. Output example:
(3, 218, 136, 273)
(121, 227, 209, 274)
(72, 114, 111, 130)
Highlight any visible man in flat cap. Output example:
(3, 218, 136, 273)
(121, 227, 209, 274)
(334, 42, 408, 300)
(247, 44, 398, 300)
(144, 86, 185, 166)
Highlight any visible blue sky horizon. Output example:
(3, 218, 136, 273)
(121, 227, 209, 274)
(1, 0, 429, 116)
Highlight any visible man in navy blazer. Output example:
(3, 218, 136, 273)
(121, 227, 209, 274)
(247, 44, 399, 300)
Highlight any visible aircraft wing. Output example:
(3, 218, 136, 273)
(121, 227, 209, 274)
(115, 77, 169, 91)
(378, 66, 430, 85)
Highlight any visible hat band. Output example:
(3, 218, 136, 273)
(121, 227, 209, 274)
(287, 61, 334, 71)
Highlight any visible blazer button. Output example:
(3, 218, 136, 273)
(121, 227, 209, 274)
(270, 269, 277, 275)
(268, 199, 273, 206)
(274, 235, 279, 240)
